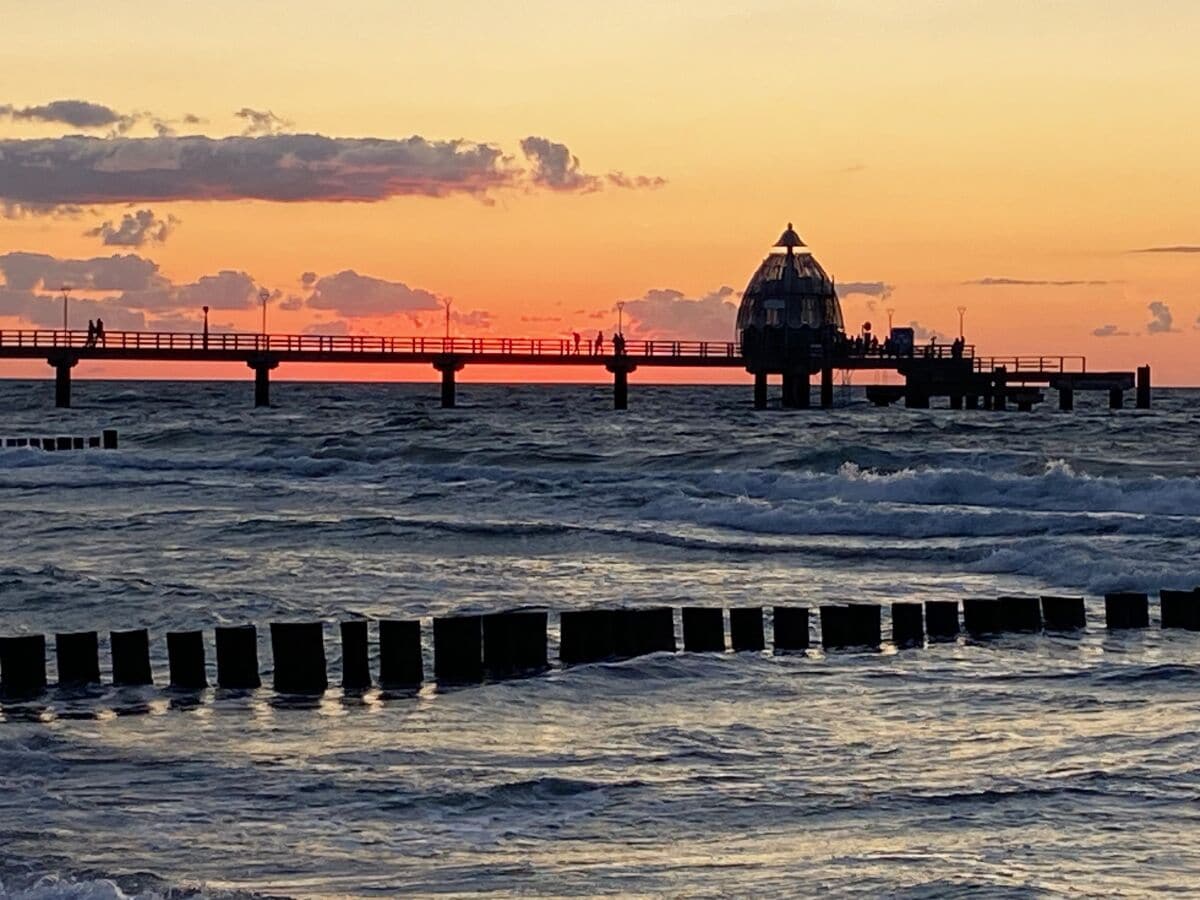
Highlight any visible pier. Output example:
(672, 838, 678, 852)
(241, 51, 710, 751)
(0, 329, 1149, 412)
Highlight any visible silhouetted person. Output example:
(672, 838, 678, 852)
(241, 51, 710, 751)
(86, 320, 96, 348)
(573, 331, 581, 354)
(613, 332, 626, 355)
(595, 330, 604, 355)
(95, 318, 105, 346)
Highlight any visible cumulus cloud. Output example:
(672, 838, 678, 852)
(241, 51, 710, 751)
(964, 277, 1110, 287)
(305, 270, 441, 317)
(0, 99, 128, 130)
(235, 107, 293, 136)
(621, 286, 740, 340)
(0, 288, 147, 331)
(838, 281, 894, 299)
(452, 309, 492, 329)
(84, 208, 177, 246)
(0, 251, 162, 292)
(0, 134, 516, 209)
(1132, 246, 1200, 254)
(303, 320, 350, 336)
(1146, 300, 1177, 334)
(906, 320, 947, 342)
(1092, 324, 1130, 337)
(300, 271, 317, 287)
(279, 294, 304, 311)
(520, 136, 664, 193)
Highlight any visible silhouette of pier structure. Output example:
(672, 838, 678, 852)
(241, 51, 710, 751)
(0, 329, 1149, 412)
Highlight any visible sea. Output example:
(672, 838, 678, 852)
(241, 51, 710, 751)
(2, 379, 1200, 898)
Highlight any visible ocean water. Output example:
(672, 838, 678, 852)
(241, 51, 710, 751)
(2, 379, 1200, 898)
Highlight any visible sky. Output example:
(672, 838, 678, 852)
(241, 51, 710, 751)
(1, 0, 1198, 384)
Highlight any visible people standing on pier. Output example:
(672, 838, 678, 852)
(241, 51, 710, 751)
(95, 318, 106, 346)
(573, 331, 581, 354)
(85, 320, 96, 348)
(595, 331, 604, 355)
(613, 332, 626, 355)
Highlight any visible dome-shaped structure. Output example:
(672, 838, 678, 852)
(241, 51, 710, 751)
(737, 224, 844, 368)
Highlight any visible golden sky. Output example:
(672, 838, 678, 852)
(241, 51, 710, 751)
(1, 1, 1198, 383)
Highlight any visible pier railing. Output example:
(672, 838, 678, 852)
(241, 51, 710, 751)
(974, 356, 1087, 373)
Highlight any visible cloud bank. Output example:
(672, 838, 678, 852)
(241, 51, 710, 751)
(964, 277, 1110, 287)
(85, 208, 177, 246)
(621, 286, 739, 340)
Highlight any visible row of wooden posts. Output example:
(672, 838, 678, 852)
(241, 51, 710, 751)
(0, 591, 1196, 699)
(2, 429, 119, 451)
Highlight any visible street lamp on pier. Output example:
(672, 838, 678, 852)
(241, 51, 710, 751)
(443, 298, 453, 339)
(957, 305, 967, 339)
(886, 307, 895, 332)
(202, 305, 210, 349)
(259, 288, 270, 337)
(617, 300, 625, 335)
(60, 285, 71, 338)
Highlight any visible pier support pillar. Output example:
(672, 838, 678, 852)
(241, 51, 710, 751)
(433, 356, 465, 409)
(949, 394, 963, 410)
(248, 356, 278, 408)
(1136, 366, 1151, 409)
(753, 372, 768, 410)
(992, 367, 1007, 411)
(820, 366, 834, 409)
(48, 355, 78, 409)
(1109, 387, 1124, 410)
(782, 371, 809, 409)
(904, 378, 929, 408)
(606, 361, 636, 411)
(1059, 386, 1074, 411)
(965, 395, 979, 410)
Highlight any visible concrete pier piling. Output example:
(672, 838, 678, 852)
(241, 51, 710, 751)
(1109, 387, 1124, 409)
(753, 372, 768, 410)
(56, 436, 71, 451)
(1000, 596, 1042, 633)
(1104, 592, 1149, 629)
(729, 607, 765, 652)
(1059, 386, 1074, 411)
(166, 630, 207, 689)
(612, 607, 675, 659)
(248, 357, 278, 408)
(378, 619, 423, 687)
(433, 615, 483, 683)
(110, 629, 153, 686)
(1159, 589, 1200, 630)
(102, 429, 118, 449)
(851, 604, 882, 649)
(924, 601, 960, 640)
(0, 635, 47, 697)
(559, 610, 615, 665)
(49, 354, 77, 408)
(772, 606, 810, 651)
(820, 605, 880, 651)
(482, 611, 548, 677)
(1041, 596, 1086, 631)
(55, 631, 100, 687)
(891, 602, 924, 648)
(681, 607, 725, 652)
(962, 598, 1003, 637)
(339, 620, 372, 690)
(1136, 365, 1151, 409)
(782, 371, 810, 409)
(820, 366, 834, 409)
(269, 622, 328, 694)
(214, 625, 261, 689)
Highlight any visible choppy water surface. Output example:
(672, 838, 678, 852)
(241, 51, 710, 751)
(2, 380, 1200, 898)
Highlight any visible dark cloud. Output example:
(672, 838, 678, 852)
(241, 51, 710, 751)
(964, 277, 1110, 287)
(0, 288, 147, 330)
(0, 251, 162, 291)
(621, 286, 739, 340)
(838, 281, 894, 299)
(279, 294, 304, 311)
(235, 108, 293, 136)
(1146, 300, 1177, 334)
(521, 315, 562, 323)
(84, 208, 177, 247)
(0, 100, 126, 129)
(1092, 324, 1129, 337)
(520, 136, 665, 193)
(305, 269, 441, 317)
(1131, 246, 1200, 254)
(300, 271, 318, 287)
(0, 134, 515, 208)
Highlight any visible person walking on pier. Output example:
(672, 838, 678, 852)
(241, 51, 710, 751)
(573, 331, 581, 354)
(595, 330, 604, 355)
(613, 332, 626, 356)
(85, 320, 96, 348)
(95, 318, 106, 346)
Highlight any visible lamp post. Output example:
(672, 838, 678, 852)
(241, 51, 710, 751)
(60, 285, 71, 338)
(443, 298, 453, 339)
(957, 305, 966, 339)
(202, 305, 210, 350)
(617, 300, 625, 335)
(259, 288, 270, 337)
(886, 307, 895, 332)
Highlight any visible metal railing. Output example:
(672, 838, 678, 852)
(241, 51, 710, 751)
(974, 356, 1087, 373)
(0, 330, 744, 358)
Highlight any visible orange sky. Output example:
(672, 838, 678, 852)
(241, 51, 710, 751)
(1, 1, 1198, 384)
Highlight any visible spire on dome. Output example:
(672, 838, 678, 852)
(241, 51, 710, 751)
(774, 222, 806, 253)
